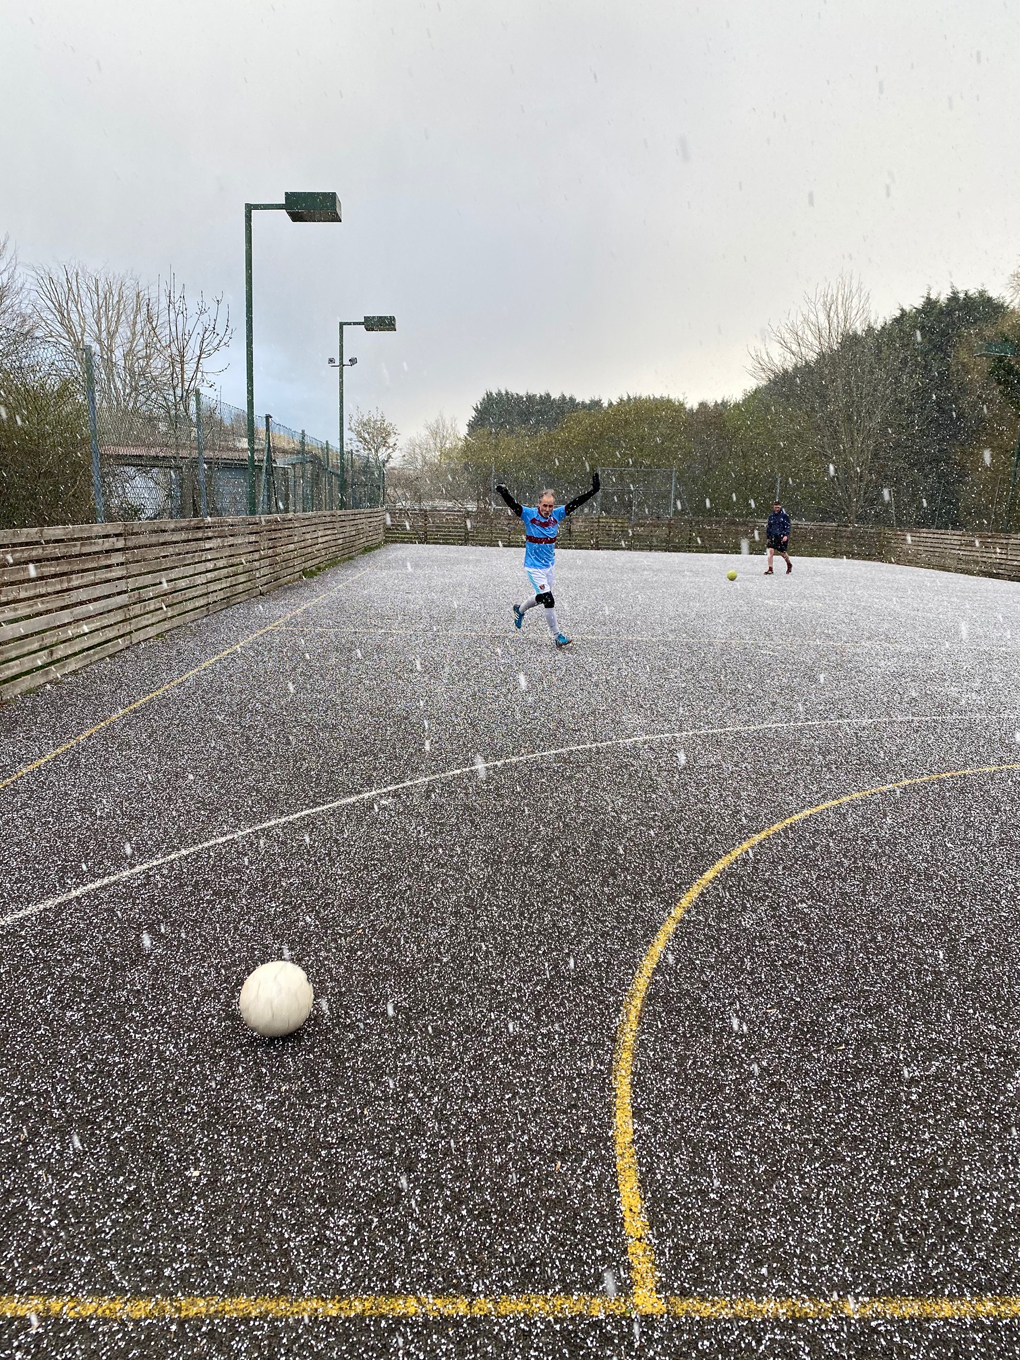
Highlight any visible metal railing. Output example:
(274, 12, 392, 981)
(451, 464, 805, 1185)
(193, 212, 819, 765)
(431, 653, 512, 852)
(0, 329, 385, 527)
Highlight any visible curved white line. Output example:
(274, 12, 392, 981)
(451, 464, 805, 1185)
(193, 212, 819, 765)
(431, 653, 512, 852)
(2, 711, 1013, 927)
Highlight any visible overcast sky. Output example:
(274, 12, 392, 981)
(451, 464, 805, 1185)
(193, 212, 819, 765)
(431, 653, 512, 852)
(3, 0, 1018, 447)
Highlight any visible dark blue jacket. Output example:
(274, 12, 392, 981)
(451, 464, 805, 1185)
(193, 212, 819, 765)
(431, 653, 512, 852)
(766, 509, 790, 540)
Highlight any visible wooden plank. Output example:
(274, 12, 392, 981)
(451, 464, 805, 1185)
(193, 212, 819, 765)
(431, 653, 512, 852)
(127, 553, 255, 597)
(0, 557, 129, 602)
(0, 521, 125, 548)
(0, 604, 133, 666)
(0, 573, 131, 624)
(0, 613, 135, 684)
(0, 635, 134, 702)
(0, 591, 133, 646)
(0, 535, 127, 570)
(0, 510, 384, 699)
(129, 586, 259, 645)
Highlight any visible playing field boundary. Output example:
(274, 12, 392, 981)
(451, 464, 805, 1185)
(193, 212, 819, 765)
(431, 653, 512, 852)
(611, 761, 1020, 1313)
(0, 510, 385, 702)
(4, 761, 1020, 1328)
(0, 560, 377, 797)
(384, 510, 1020, 582)
(3, 1292, 1020, 1322)
(2, 712, 1011, 927)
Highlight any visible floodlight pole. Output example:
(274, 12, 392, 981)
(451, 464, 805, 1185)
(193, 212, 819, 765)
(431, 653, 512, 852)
(245, 203, 284, 515)
(244, 192, 342, 516)
(336, 320, 362, 508)
(329, 315, 396, 509)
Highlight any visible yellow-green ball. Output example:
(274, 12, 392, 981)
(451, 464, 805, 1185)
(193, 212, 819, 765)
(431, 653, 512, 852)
(726, 569, 738, 581)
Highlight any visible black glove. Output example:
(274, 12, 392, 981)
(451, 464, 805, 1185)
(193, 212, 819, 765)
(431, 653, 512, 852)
(591, 471, 601, 492)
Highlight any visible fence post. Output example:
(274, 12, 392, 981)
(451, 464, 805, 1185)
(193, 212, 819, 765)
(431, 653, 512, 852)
(258, 414, 276, 515)
(83, 344, 105, 523)
(195, 390, 208, 519)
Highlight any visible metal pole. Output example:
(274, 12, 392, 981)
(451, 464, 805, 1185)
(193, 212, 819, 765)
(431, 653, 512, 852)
(195, 390, 208, 519)
(83, 344, 105, 523)
(265, 414, 275, 514)
(338, 320, 346, 508)
(245, 204, 256, 515)
(670, 467, 676, 519)
(1004, 421, 1020, 534)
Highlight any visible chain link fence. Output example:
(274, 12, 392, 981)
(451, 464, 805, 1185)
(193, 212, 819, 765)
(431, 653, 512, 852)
(0, 329, 385, 528)
(423, 466, 683, 518)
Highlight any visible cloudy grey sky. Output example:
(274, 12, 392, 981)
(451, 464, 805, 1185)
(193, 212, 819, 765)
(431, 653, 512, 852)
(3, 0, 1018, 446)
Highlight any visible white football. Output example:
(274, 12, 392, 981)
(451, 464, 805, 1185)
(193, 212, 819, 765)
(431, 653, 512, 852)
(238, 960, 314, 1037)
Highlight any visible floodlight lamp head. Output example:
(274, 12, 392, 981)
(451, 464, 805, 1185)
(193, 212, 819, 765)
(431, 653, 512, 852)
(363, 315, 397, 332)
(350, 357, 358, 365)
(284, 191, 342, 223)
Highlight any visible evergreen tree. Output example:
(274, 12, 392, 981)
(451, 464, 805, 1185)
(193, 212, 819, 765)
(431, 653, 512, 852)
(467, 389, 603, 436)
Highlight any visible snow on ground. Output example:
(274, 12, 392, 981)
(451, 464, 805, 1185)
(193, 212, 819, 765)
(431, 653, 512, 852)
(2, 544, 1020, 1358)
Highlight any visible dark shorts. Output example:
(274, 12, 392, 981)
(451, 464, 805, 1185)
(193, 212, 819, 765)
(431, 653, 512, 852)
(766, 536, 788, 551)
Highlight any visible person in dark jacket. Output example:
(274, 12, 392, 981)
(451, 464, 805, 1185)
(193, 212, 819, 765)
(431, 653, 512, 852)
(764, 501, 792, 574)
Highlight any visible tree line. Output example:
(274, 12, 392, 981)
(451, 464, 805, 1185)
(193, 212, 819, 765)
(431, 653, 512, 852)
(0, 235, 234, 527)
(0, 234, 404, 528)
(394, 276, 1020, 529)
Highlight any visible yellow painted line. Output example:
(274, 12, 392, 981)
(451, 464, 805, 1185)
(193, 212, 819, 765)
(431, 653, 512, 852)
(9, 764, 1020, 1327)
(0, 564, 375, 796)
(611, 761, 1020, 1315)
(3, 1292, 1020, 1322)
(664, 1296, 1020, 1320)
(0, 1293, 627, 1321)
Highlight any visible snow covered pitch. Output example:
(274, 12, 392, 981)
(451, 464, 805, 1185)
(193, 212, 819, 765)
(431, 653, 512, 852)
(2, 543, 1020, 1358)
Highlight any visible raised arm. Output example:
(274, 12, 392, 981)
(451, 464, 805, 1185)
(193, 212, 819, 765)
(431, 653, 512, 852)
(563, 470, 601, 517)
(495, 484, 523, 517)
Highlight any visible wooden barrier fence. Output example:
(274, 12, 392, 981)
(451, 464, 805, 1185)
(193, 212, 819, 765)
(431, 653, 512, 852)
(0, 510, 385, 702)
(383, 509, 1020, 581)
(5, 508, 1019, 703)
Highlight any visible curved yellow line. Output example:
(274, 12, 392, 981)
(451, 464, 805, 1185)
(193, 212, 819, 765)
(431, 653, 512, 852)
(611, 761, 1020, 1312)
(0, 564, 375, 796)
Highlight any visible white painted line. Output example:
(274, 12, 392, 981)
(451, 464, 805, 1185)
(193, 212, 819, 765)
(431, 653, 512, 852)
(2, 711, 1012, 928)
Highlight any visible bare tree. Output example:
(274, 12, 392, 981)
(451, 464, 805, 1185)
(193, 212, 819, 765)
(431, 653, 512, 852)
(30, 261, 156, 410)
(750, 276, 899, 524)
(391, 413, 472, 506)
(348, 406, 399, 466)
(402, 412, 462, 470)
(0, 235, 28, 336)
(145, 272, 233, 432)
